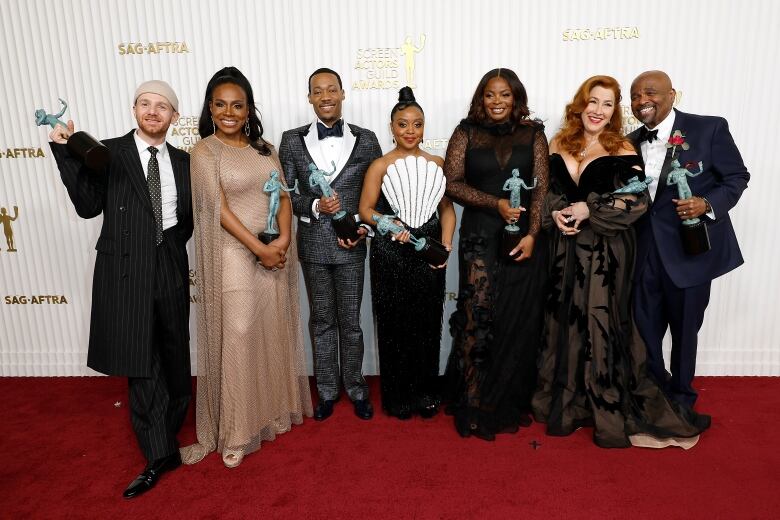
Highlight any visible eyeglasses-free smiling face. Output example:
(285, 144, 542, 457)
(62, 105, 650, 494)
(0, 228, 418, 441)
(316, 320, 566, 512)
(630, 71, 675, 129)
(309, 73, 345, 126)
(482, 77, 514, 124)
(209, 83, 249, 141)
(134, 93, 177, 142)
(391, 106, 424, 151)
(581, 85, 616, 135)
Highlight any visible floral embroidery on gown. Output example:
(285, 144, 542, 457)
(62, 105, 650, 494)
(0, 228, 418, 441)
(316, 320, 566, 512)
(443, 120, 550, 440)
(532, 153, 710, 448)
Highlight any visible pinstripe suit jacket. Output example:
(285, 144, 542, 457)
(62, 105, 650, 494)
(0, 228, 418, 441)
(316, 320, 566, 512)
(50, 130, 192, 377)
(279, 122, 382, 264)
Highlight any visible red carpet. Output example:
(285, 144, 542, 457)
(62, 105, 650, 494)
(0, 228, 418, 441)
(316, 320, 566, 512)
(0, 376, 778, 519)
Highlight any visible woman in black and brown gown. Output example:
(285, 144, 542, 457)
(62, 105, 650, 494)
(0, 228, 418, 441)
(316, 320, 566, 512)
(532, 75, 710, 448)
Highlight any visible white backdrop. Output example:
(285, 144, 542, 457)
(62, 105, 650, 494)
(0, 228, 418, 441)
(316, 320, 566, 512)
(1, 0, 777, 376)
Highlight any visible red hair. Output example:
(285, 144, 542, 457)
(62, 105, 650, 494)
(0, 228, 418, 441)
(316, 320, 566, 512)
(555, 75, 632, 160)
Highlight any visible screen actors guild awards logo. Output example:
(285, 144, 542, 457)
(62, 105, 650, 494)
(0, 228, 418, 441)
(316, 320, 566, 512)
(353, 34, 426, 90)
(0, 206, 19, 252)
(170, 116, 201, 152)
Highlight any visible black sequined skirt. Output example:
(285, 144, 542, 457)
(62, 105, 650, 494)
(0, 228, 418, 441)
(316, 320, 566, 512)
(369, 216, 446, 418)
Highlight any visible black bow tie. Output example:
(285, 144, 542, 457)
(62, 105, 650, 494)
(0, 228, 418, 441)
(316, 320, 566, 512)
(638, 126, 659, 143)
(317, 120, 344, 140)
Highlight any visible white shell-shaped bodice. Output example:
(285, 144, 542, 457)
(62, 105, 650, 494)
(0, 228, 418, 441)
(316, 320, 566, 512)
(381, 155, 446, 228)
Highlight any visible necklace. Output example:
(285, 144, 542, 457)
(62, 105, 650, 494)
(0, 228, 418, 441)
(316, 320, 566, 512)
(579, 136, 599, 158)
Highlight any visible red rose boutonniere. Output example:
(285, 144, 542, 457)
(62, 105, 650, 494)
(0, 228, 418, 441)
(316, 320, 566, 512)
(666, 130, 690, 159)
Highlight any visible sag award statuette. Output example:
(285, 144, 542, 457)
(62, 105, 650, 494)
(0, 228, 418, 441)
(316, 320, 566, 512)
(668, 159, 710, 254)
(501, 168, 537, 258)
(259, 171, 297, 245)
(308, 162, 361, 242)
(35, 98, 110, 170)
(666, 131, 710, 255)
(613, 175, 654, 195)
(372, 211, 449, 266)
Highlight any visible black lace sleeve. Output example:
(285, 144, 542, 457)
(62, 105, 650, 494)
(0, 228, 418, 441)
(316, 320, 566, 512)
(443, 126, 501, 211)
(528, 127, 549, 236)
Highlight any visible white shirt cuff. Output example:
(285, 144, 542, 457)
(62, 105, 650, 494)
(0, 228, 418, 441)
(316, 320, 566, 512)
(358, 222, 375, 238)
(311, 199, 321, 220)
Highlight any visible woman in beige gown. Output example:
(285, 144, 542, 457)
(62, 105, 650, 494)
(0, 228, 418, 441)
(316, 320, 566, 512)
(182, 67, 312, 468)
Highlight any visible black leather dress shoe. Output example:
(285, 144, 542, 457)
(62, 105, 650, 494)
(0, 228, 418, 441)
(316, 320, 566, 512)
(122, 452, 182, 499)
(353, 399, 374, 420)
(314, 399, 337, 421)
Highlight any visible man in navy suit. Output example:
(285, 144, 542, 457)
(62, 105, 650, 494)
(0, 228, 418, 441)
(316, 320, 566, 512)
(628, 70, 749, 408)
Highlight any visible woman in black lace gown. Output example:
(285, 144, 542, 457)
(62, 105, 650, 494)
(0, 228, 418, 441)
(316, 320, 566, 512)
(532, 75, 710, 448)
(359, 87, 456, 419)
(443, 69, 549, 440)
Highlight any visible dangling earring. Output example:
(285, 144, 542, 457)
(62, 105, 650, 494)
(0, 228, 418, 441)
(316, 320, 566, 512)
(211, 117, 216, 134)
(244, 119, 250, 137)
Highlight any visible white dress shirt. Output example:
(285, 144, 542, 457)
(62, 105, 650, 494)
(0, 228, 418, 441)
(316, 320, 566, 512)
(639, 111, 714, 218)
(311, 118, 345, 219)
(318, 118, 344, 177)
(639, 110, 676, 202)
(134, 131, 178, 230)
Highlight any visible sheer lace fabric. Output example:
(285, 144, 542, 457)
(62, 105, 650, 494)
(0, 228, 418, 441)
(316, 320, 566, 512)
(443, 121, 549, 236)
(443, 120, 550, 439)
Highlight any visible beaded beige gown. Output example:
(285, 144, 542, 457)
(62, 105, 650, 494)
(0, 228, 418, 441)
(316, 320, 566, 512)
(182, 135, 312, 465)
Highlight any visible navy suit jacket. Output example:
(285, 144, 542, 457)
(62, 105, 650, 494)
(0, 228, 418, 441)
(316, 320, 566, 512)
(629, 109, 749, 288)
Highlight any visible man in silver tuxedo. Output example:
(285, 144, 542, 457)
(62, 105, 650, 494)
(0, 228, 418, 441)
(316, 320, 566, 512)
(279, 68, 382, 421)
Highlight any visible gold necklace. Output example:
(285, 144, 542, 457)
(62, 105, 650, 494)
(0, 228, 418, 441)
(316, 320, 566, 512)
(579, 136, 599, 158)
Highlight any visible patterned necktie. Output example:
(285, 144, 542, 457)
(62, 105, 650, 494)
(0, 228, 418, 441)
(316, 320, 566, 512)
(146, 146, 163, 245)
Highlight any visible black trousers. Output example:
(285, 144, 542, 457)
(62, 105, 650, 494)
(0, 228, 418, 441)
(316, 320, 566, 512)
(127, 233, 191, 462)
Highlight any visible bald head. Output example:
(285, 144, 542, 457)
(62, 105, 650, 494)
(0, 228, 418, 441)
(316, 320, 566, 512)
(630, 70, 676, 129)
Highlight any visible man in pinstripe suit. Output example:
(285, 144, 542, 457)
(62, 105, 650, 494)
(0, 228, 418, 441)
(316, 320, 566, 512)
(48, 81, 192, 499)
(280, 68, 382, 421)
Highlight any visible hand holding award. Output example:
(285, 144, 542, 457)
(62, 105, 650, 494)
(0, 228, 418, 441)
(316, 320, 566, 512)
(35, 98, 110, 170)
